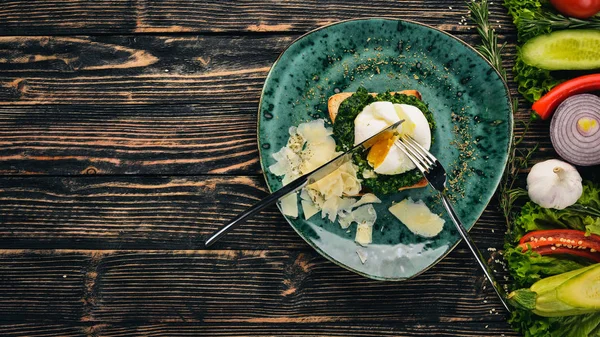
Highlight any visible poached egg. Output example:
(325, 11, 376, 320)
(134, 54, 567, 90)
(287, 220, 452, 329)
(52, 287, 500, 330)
(354, 101, 431, 175)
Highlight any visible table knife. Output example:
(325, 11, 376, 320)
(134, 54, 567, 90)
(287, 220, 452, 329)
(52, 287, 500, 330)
(204, 119, 404, 247)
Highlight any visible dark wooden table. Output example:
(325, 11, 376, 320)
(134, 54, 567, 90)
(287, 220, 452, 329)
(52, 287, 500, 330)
(0, 1, 545, 336)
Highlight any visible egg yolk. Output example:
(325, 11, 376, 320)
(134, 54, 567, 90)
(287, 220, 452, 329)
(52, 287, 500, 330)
(367, 133, 399, 169)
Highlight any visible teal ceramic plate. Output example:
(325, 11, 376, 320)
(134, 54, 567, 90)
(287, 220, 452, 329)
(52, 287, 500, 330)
(258, 19, 513, 280)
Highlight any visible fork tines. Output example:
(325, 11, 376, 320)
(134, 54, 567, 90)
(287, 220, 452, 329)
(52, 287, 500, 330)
(394, 135, 436, 172)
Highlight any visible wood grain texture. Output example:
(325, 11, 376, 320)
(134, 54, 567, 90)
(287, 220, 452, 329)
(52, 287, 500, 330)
(0, 3, 548, 336)
(0, 103, 553, 176)
(0, 175, 511, 251)
(0, 324, 85, 337)
(0, 35, 291, 105)
(0, 249, 511, 325)
(0, 34, 519, 105)
(0, 34, 546, 177)
(0, 106, 261, 175)
(0, 252, 89, 321)
(0, 322, 519, 337)
(0, 0, 514, 35)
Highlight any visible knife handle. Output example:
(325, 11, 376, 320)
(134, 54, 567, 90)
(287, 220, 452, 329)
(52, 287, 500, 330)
(204, 177, 307, 247)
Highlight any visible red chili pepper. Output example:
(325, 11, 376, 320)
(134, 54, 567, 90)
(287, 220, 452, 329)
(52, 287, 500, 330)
(531, 73, 600, 120)
(518, 229, 600, 263)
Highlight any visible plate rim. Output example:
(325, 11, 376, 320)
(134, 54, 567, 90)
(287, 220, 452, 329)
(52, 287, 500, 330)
(256, 17, 514, 281)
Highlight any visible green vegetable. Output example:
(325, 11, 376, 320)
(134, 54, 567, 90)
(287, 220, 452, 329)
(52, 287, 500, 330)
(514, 48, 562, 103)
(332, 87, 435, 194)
(504, 246, 591, 289)
(504, 0, 600, 42)
(558, 264, 600, 309)
(467, 0, 508, 80)
(504, 0, 600, 102)
(506, 182, 600, 336)
(510, 181, 600, 241)
(521, 30, 600, 70)
(510, 310, 600, 337)
(517, 9, 600, 42)
(509, 264, 600, 317)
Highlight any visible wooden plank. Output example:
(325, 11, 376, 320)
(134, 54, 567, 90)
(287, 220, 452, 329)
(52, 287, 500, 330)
(0, 249, 511, 324)
(0, 324, 85, 337)
(0, 103, 551, 177)
(0, 322, 519, 336)
(0, 106, 262, 175)
(0, 35, 292, 105)
(0, 0, 515, 35)
(0, 252, 90, 321)
(0, 175, 512, 250)
(0, 35, 540, 177)
(0, 34, 519, 105)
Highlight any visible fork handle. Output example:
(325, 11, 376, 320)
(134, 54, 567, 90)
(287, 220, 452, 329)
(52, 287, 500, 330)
(440, 193, 512, 313)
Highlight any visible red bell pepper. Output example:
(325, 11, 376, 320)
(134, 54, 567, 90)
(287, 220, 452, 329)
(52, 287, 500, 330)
(532, 73, 600, 120)
(518, 229, 600, 262)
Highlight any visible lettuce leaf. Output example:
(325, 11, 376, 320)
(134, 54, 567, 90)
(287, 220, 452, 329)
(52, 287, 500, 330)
(510, 182, 600, 241)
(504, 0, 562, 102)
(506, 182, 600, 336)
(509, 310, 600, 337)
(513, 49, 562, 103)
(504, 246, 590, 289)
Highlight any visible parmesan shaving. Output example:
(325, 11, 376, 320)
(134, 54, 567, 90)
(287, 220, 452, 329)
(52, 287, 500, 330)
(280, 193, 298, 218)
(338, 213, 354, 229)
(301, 199, 319, 220)
(351, 204, 377, 226)
(356, 249, 368, 264)
(355, 223, 373, 246)
(269, 118, 379, 247)
(389, 198, 445, 237)
(352, 193, 382, 209)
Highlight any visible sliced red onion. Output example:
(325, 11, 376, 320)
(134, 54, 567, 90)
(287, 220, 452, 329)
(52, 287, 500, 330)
(550, 94, 600, 166)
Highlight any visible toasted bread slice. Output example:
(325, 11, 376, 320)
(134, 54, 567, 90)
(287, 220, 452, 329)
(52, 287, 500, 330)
(328, 90, 428, 191)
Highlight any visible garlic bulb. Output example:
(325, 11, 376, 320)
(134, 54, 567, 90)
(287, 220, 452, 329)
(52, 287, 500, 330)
(526, 159, 583, 210)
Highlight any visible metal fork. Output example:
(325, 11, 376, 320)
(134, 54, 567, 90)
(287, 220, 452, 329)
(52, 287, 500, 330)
(395, 135, 512, 313)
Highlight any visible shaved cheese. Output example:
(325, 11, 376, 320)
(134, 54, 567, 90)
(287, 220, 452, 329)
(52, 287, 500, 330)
(304, 187, 325, 208)
(338, 213, 354, 229)
(309, 171, 344, 200)
(389, 198, 445, 237)
(280, 193, 298, 218)
(300, 137, 337, 173)
(301, 199, 319, 219)
(297, 119, 333, 143)
(337, 197, 357, 214)
(321, 196, 341, 222)
(339, 162, 362, 196)
(352, 204, 377, 226)
(352, 193, 382, 209)
(356, 249, 368, 264)
(269, 119, 378, 243)
(355, 223, 373, 246)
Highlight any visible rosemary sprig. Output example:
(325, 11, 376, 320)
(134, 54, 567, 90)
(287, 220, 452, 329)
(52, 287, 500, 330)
(517, 10, 600, 41)
(468, 0, 508, 81)
(467, 0, 537, 226)
(499, 115, 538, 227)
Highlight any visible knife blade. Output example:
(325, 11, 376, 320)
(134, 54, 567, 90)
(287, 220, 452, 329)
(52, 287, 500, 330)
(204, 119, 404, 247)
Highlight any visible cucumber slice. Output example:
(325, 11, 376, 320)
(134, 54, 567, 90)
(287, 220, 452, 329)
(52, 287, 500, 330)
(522, 30, 600, 70)
(557, 263, 600, 309)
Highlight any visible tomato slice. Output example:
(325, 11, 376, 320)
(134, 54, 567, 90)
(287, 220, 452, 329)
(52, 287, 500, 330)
(518, 229, 600, 262)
